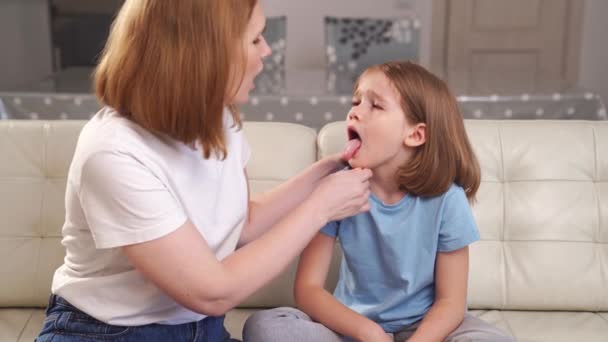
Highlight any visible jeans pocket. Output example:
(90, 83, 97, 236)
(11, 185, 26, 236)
(37, 313, 60, 339)
(53, 311, 131, 339)
(42, 313, 59, 326)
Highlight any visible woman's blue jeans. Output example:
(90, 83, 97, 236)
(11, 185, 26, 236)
(35, 295, 240, 341)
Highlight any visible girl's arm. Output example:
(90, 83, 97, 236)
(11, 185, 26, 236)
(406, 246, 469, 342)
(239, 154, 344, 245)
(295, 234, 392, 342)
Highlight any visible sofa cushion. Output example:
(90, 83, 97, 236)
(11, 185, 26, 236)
(0, 309, 46, 342)
(0, 121, 82, 307)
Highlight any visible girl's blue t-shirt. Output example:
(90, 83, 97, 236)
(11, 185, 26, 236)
(321, 184, 479, 332)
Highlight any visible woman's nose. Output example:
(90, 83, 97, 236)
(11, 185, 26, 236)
(260, 38, 272, 58)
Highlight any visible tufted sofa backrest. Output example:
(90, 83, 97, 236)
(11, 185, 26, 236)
(1, 119, 607, 311)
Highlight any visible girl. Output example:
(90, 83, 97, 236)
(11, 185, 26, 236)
(35, 1, 371, 341)
(243, 61, 515, 342)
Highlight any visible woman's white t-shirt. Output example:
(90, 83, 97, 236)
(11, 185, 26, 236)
(51, 107, 250, 326)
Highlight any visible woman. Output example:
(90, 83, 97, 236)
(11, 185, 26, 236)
(35, 1, 371, 341)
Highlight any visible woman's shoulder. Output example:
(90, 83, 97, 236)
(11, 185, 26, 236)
(73, 108, 183, 184)
(81, 107, 169, 156)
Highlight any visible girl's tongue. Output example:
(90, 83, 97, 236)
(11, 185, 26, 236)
(342, 139, 361, 161)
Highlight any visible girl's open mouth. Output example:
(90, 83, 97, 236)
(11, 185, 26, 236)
(343, 126, 362, 160)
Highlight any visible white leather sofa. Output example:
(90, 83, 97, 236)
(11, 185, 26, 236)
(1, 119, 607, 342)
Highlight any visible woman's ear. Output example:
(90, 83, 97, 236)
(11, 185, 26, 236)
(404, 123, 426, 147)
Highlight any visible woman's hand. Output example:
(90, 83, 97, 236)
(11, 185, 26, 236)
(318, 152, 349, 173)
(309, 167, 372, 223)
(321, 150, 357, 172)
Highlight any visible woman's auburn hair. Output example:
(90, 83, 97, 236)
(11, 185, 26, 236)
(362, 61, 481, 201)
(94, 0, 257, 159)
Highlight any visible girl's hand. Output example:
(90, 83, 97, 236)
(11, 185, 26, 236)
(309, 168, 372, 223)
(357, 322, 393, 342)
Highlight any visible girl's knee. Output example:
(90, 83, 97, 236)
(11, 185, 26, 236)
(243, 307, 308, 340)
(245, 307, 307, 324)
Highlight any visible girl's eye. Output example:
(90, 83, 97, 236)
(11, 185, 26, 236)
(372, 103, 383, 110)
(351, 100, 361, 106)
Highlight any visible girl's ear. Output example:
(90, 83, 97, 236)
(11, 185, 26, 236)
(404, 123, 426, 147)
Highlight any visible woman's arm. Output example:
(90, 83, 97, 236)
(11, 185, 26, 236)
(239, 154, 343, 245)
(406, 246, 469, 342)
(295, 234, 392, 342)
(123, 168, 371, 317)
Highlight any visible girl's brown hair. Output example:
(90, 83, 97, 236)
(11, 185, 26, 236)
(94, 0, 257, 159)
(363, 61, 481, 201)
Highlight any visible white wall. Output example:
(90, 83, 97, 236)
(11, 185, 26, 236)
(261, 0, 432, 70)
(579, 0, 608, 105)
(2, 0, 604, 99)
(0, 0, 53, 90)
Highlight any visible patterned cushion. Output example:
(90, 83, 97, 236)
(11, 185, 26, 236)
(253, 16, 287, 95)
(324, 16, 420, 94)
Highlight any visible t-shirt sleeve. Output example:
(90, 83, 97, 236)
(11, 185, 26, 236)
(320, 221, 340, 238)
(438, 187, 480, 252)
(79, 150, 188, 249)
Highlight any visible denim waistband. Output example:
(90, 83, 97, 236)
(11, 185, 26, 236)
(46, 294, 224, 326)
(46, 294, 83, 314)
(49, 294, 71, 306)
(42, 295, 233, 341)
